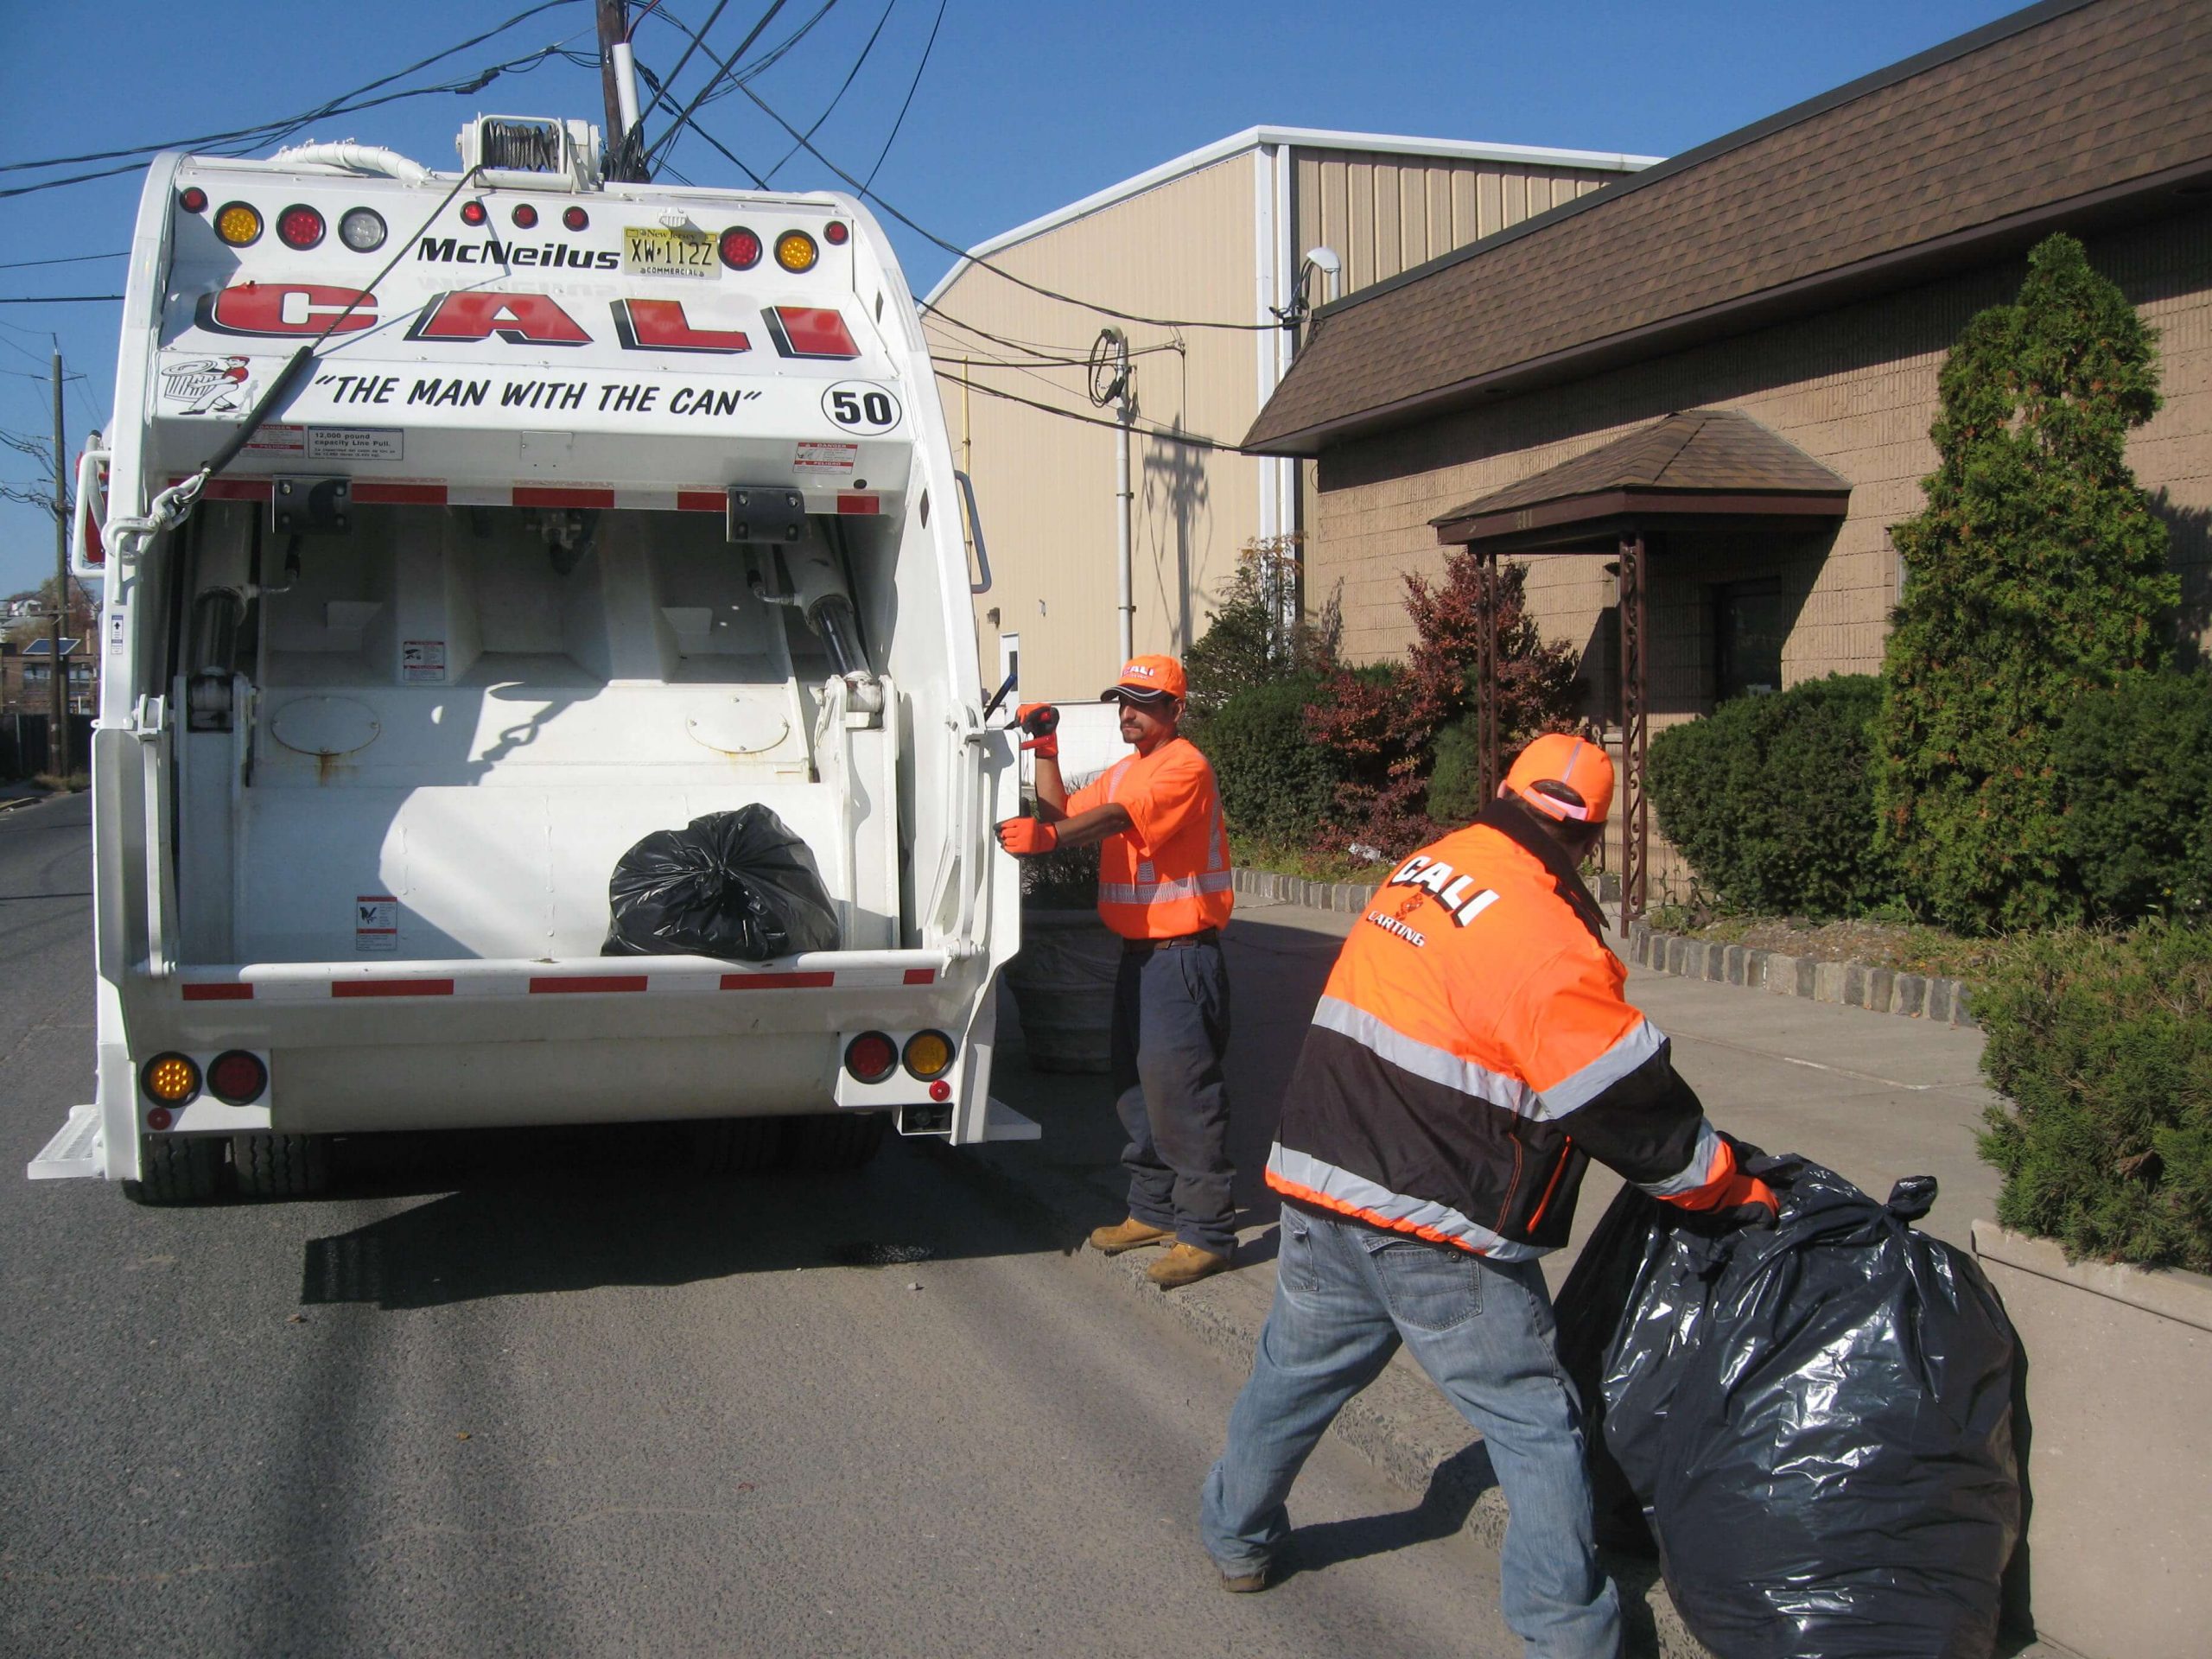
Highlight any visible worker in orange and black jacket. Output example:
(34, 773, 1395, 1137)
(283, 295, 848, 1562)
(1200, 734, 1777, 1656)
(995, 655, 1237, 1290)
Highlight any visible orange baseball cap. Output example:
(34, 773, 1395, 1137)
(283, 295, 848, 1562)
(1503, 734, 1614, 823)
(1102, 654, 1186, 702)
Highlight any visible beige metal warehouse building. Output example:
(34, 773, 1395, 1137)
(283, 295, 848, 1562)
(922, 128, 1656, 702)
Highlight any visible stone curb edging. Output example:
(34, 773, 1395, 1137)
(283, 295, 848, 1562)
(1230, 868, 1978, 1029)
(1623, 919, 1977, 1028)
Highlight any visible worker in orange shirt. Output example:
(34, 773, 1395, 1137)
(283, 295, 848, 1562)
(1200, 734, 1777, 1653)
(995, 655, 1236, 1289)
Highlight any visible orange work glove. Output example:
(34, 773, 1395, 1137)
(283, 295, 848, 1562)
(995, 817, 1059, 855)
(1016, 702, 1060, 760)
(1707, 1166, 1781, 1228)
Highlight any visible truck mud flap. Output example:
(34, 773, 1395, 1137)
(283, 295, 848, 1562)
(982, 1097, 1040, 1142)
(28, 1104, 103, 1180)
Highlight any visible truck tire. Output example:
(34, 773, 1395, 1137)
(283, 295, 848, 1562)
(128, 1135, 225, 1205)
(686, 1116, 783, 1176)
(784, 1110, 888, 1173)
(232, 1132, 332, 1198)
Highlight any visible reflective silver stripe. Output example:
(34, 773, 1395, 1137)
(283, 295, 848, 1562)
(1639, 1119, 1723, 1199)
(1266, 1143, 1543, 1262)
(1311, 995, 1539, 1119)
(1536, 1017, 1669, 1118)
(1098, 868, 1236, 905)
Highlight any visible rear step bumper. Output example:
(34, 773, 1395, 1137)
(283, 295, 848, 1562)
(29, 1104, 102, 1181)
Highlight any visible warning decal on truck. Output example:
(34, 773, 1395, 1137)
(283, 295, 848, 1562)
(402, 640, 446, 683)
(355, 896, 398, 953)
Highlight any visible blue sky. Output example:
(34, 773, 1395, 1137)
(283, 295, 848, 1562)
(0, 0, 2024, 595)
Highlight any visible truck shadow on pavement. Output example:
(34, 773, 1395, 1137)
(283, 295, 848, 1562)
(296, 1132, 1044, 1311)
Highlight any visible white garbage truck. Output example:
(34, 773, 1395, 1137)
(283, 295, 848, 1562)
(29, 115, 1031, 1202)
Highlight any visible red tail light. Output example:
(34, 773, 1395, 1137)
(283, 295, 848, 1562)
(179, 186, 208, 214)
(563, 205, 589, 231)
(208, 1050, 268, 1105)
(276, 205, 326, 251)
(844, 1032, 897, 1084)
(718, 226, 762, 270)
(512, 203, 538, 228)
(823, 220, 849, 246)
(460, 200, 488, 226)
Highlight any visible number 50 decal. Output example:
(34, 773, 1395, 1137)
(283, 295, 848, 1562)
(823, 381, 902, 435)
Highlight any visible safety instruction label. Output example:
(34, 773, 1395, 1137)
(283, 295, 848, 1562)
(241, 423, 307, 456)
(307, 427, 404, 461)
(401, 639, 446, 683)
(793, 441, 858, 473)
(355, 895, 397, 953)
(107, 608, 126, 655)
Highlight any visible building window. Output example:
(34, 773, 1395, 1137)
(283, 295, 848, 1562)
(1713, 580, 1788, 700)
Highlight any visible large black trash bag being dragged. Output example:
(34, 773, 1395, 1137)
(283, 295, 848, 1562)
(604, 806, 840, 961)
(1556, 1156, 2022, 1659)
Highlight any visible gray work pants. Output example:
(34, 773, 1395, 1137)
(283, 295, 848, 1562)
(1110, 937, 1236, 1256)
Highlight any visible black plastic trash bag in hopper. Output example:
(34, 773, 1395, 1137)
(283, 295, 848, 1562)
(604, 805, 841, 961)
(1554, 1154, 2022, 1659)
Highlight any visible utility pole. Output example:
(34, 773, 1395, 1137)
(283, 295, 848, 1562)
(49, 350, 69, 779)
(596, 0, 645, 181)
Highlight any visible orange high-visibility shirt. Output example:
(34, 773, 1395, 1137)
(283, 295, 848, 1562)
(1067, 736, 1233, 939)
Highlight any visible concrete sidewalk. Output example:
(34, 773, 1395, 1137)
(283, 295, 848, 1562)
(974, 890, 2044, 1659)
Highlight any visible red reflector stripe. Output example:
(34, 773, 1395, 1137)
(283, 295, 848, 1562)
(837, 493, 880, 516)
(182, 982, 254, 1001)
(720, 971, 836, 990)
(902, 968, 936, 985)
(353, 481, 448, 505)
(529, 975, 647, 994)
(766, 306, 860, 359)
(180, 477, 274, 502)
(677, 490, 725, 513)
(513, 486, 617, 510)
(331, 979, 455, 998)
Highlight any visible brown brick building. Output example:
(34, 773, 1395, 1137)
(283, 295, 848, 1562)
(1244, 0, 2212, 898)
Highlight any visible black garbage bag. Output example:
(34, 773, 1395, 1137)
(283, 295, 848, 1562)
(1555, 1156, 2021, 1659)
(604, 806, 841, 961)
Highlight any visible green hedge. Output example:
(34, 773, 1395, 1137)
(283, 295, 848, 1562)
(2052, 671, 2212, 923)
(1976, 924, 2212, 1271)
(1646, 675, 1896, 918)
(1189, 675, 1342, 847)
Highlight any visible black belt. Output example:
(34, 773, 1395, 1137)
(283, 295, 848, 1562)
(1122, 928, 1220, 954)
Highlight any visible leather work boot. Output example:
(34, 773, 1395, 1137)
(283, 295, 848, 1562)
(1219, 1566, 1269, 1594)
(1089, 1216, 1174, 1255)
(1146, 1243, 1231, 1289)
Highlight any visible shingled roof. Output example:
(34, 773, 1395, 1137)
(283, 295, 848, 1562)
(1430, 410, 1849, 547)
(1246, 0, 2212, 456)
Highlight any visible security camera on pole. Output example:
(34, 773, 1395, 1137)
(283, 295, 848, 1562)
(1089, 327, 1135, 664)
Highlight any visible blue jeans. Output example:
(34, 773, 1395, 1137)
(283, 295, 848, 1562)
(1202, 1206, 1621, 1659)
(1110, 939, 1235, 1255)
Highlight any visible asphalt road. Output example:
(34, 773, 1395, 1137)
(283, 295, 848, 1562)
(0, 793, 1521, 1658)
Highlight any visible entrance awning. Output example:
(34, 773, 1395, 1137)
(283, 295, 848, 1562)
(1430, 409, 1849, 921)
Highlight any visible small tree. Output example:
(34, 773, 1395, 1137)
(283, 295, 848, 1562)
(1878, 234, 2177, 932)
(1183, 536, 1333, 719)
(1306, 553, 1580, 856)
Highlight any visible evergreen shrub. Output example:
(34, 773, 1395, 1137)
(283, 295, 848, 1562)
(1191, 675, 1341, 847)
(2051, 671, 2212, 922)
(1646, 675, 1895, 918)
(1976, 923, 2212, 1270)
(1878, 234, 2177, 933)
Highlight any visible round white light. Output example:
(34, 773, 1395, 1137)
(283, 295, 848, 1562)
(339, 207, 387, 253)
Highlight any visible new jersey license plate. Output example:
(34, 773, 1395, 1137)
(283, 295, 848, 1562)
(623, 226, 718, 279)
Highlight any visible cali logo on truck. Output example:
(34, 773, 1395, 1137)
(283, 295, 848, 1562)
(823, 382, 900, 435)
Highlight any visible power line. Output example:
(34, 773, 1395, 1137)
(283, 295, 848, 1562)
(861, 0, 944, 191)
(0, 296, 124, 305)
(0, 0, 579, 176)
(720, 85, 1275, 332)
(933, 368, 1237, 452)
(641, 0, 791, 175)
(0, 251, 127, 271)
(924, 302, 1184, 365)
(764, 0, 899, 183)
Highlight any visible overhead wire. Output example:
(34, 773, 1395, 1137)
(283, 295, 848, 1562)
(639, 0, 791, 174)
(860, 0, 944, 190)
(763, 0, 899, 183)
(0, 296, 124, 305)
(0, 251, 127, 271)
(1, 0, 582, 183)
(933, 369, 1237, 452)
